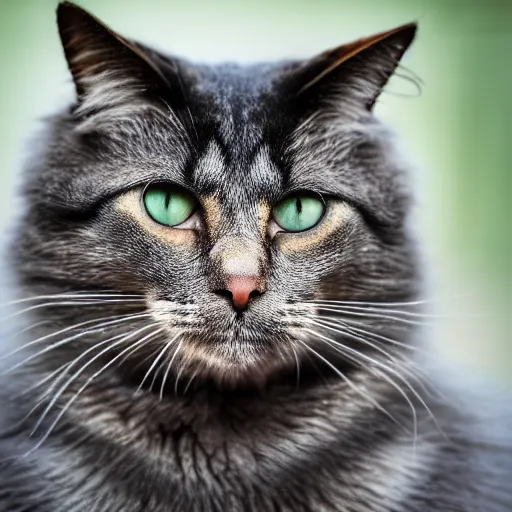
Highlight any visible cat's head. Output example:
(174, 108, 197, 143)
(15, 2, 420, 387)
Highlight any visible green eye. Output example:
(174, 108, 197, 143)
(273, 194, 325, 232)
(143, 184, 197, 227)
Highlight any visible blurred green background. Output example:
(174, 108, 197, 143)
(0, 0, 510, 383)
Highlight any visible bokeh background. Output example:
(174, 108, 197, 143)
(0, 0, 510, 384)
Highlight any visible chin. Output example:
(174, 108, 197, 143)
(170, 333, 294, 388)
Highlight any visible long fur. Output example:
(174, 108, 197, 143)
(0, 3, 510, 511)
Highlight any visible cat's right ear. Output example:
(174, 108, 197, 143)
(57, 1, 170, 118)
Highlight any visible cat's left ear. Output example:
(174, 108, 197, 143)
(57, 1, 171, 117)
(287, 23, 417, 111)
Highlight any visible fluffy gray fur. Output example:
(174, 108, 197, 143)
(0, 2, 510, 511)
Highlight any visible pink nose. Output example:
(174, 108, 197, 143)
(223, 276, 263, 310)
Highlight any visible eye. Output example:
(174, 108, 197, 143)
(272, 193, 325, 232)
(143, 183, 197, 227)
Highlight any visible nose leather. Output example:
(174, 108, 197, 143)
(225, 276, 261, 310)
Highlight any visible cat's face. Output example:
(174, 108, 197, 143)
(15, 3, 419, 386)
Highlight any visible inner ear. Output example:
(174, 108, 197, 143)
(285, 23, 417, 111)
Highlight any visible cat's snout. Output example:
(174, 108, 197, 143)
(214, 276, 266, 311)
(210, 235, 268, 311)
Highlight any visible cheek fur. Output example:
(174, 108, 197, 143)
(115, 188, 197, 247)
(277, 201, 354, 254)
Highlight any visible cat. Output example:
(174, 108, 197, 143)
(0, 1, 510, 511)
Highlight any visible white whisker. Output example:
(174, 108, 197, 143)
(136, 331, 181, 394)
(160, 340, 183, 401)
(314, 316, 454, 409)
(29, 323, 158, 437)
(149, 333, 183, 394)
(307, 302, 452, 319)
(291, 344, 301, 389)
(2, 292, 145, 307)
(311, 317, 401, 363)
(304, 295, 465, 308)
(183, 369, 199, 395)
(310, 317, 436, 409)
(174, 363, 186, 395)
(313, 307, 431, 326)
(1, 299, 144, 322)
(1, 313, 151, 374)
(16, 361, 73, 399)
(304, 327, 443, 439)
(318, 316, 416, 351)
(305, 328, 418, 445)
(294, 337, 400, 426)
(27, 327, 162, 455)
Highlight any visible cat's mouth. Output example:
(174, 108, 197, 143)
(141, 326, 289, 386)
(121, 330, 294, 390)
(122, 321, 357, 394)
(141, 297, 310, 385)
(176, 328, 290, 380)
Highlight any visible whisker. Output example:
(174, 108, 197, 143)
(304, 295, 465, 308)
(1, 299, 146, 322)
(311, 319, 434, 391)
(310, 318, 439, 405)
(29, 323, 158, 437)
(0, 360, 79, 440)
(149, 334, 183, 394)
(341, 323, 455, 406)
(319, 316, 453, 372)
(307, 302, 455, 319)
(2, 320, 51, 340)
(305, 329, 418, 444)
(3, 292, 145, 306)
(136, 331, 181, 394)
(16, 361, 73, 399)
(291, 344, 301, 389)
(294, 337, 400, 426)
(149, 361, 165, 395)
(299, 347, 330, 386)
(337, 316, 412, 331)
(342, 324, 438, 387)
(160, 340, 183, 401)
(174, 363, 186, 395)
(27, 327, 162, 455)
(183, 370, 199, 395)
(311, 317, 400, 362)
(313, 307, 432, 326)
(1, 312, 144, 361)
(1, 313, 151, 374)
(305, 328, 442, 437)
(317, 316, 417, 351)
(118, 346, 156, 371)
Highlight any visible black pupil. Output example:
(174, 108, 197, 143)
(164, 191, 172, 209)
(295, 198, 302, 214)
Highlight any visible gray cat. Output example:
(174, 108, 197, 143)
(0, 2, 510, 511)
